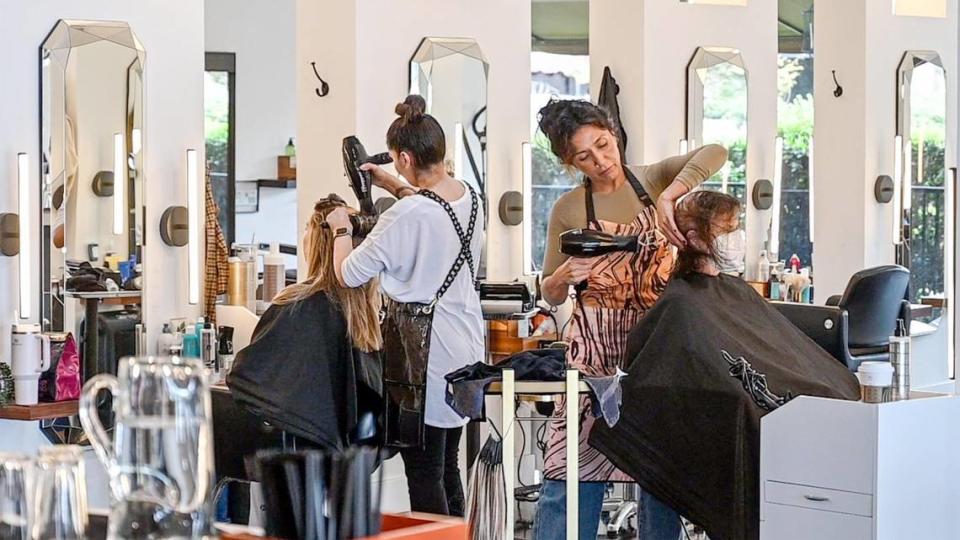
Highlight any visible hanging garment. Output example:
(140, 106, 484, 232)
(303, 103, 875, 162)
(589, 273, 861, 540)
(227, 292, 383, 450)
(205, 172, 229, 324)
(597, 66, 627, 159)
(542, 168, 674, 482)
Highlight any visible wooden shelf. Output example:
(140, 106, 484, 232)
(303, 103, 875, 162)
(0, 400, 79, 421)
(256, 179, 296, 189)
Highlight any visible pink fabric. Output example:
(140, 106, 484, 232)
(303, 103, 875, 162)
(55, 334, 81, 401)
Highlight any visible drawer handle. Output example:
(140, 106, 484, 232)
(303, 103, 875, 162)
(803, 495, 831, 502)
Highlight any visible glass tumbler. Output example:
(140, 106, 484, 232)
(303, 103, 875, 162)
(0, 453, 31, 540)
(31, 445, 87, 540)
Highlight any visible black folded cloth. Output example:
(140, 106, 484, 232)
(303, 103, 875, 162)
(444, 348, 625, 427)
(589, 273, 860, 540)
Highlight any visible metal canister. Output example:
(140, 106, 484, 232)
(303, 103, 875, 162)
(227, 257, 249, 307)
(890, 335, 911, 400)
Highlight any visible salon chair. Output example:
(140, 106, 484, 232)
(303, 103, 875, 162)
(772, 265, 911, 372)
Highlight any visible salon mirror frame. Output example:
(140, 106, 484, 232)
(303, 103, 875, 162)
(40, 19, 147, 333)
(408, 37, 489, 193)
(895, 50, 947, 316)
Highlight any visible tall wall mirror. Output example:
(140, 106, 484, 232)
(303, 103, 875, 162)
(409, 38, 489, 205)
(409, 37, 489, 274)
(896, 50, 947, 323)
(40, 20, 146, 375)
(686, 46, 748, 271)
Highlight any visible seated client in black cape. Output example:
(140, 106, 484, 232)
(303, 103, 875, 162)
(227, 196, 383, 450)
(589, 191, 860, 540)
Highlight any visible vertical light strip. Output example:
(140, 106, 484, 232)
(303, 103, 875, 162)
(113, 132, 124, 235)
(453, 122, 464, 181)
(18, 153, 31, 320)
(893, 135, 903, 243)
(770, 137, 784, 258)
(808, 135, 815, 242)
(521, 142, 533, 274)
(903, 137, 913, 211)
(187, 149, 200, 305)
(946, 167, 956, 378)
(679, 139, 689, 155)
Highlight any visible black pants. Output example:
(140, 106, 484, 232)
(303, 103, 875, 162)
(399, 425, 464, 517)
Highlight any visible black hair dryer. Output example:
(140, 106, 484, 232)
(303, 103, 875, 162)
(560, 228, 639, 293)
(341, 135, 393, 236)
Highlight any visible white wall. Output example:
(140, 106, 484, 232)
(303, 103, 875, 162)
(205, 0, 298, 261)
(590, 0, 778, 281)
(1, 1, 204, 352)
(297, 0, 531, 280)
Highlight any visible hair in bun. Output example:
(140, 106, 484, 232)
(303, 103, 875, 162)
(386, 94, 445, 169)
(537, 99, 618, 163)
(395, 94, 427, 125)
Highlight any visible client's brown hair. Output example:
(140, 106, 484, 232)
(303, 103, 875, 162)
(272, 196, 382, 352)
(673, 190, 742, 277)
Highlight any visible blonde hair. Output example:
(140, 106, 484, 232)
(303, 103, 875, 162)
(272, 197, 382, 352)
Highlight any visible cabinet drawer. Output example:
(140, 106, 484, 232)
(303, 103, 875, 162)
(765, 480, 873, 517)
(761, 500, 873, 540)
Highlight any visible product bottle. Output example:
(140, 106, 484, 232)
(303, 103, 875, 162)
(890, 319, 911, 400)
(218, 326, 235, 380)
(158, 323, 175, 355)
(789, 253, 801, 273)
(758, 250, 770, 283)
(263, 242, 285, 305)
(182, 325, 200, 358)
(201, 322, 217, 370)
(285, 137, 296, 168)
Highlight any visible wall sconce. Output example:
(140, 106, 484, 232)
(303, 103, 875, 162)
(770, 136, 784, 257)
(947, 167, 957, 378)
(453, 122, 464, 180)
(893, 135, 903, 243)
(113, 132, 124, 235)
(187, 149, 200, 305)
(18, 153, 31, 319)
(519, 142, 533, 273)
(808, 135, 815, 242)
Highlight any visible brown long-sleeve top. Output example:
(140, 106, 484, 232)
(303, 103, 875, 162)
(541, 144, 728, 277)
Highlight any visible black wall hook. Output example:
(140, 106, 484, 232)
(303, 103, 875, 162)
(831, 70, 843, 98)
(310, 62, 329, 97)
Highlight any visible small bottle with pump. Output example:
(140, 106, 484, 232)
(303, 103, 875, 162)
(758, 250, 771, 286)
(285, 137, 296, 168)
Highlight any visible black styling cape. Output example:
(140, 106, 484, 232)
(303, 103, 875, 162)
(589, 273, 860, 540)
(227, 292, 382, 450)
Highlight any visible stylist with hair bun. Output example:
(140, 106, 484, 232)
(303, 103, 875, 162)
(327, 94, 484, 517)
(535, 99, 727, 540)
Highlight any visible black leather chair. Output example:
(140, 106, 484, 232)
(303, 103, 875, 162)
(772, 265, 911, 371)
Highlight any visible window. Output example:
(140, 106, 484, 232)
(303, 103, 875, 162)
(776, 0, 814, 269)
(529, 52, 590, 272)
(776, 54, 813, 268)
(204, 52, 236, 245)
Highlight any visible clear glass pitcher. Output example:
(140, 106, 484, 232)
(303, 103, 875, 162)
(79, 356, 216, 539)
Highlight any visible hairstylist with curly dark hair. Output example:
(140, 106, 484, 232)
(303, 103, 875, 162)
(534, 99, 727, 540)
(327, 94, 484, 517)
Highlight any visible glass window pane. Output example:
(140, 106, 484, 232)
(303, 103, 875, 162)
(204, 70, 232, 242)
(530, 52, 590, 272)
(777, 53, 814, 270)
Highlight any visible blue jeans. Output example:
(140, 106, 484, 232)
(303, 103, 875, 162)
(532, 479, 682, 539)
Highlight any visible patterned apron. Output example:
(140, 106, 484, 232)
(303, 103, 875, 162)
(543, 169, 675, 482)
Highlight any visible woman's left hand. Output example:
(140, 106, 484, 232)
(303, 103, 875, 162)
(656, 184, 687, 247)
(325, 207, 353, 233)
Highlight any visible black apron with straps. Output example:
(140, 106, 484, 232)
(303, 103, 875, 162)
(381, 186, 479, 449)
(583, 166, 652, 226)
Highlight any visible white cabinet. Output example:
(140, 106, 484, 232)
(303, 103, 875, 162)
(760, 393, 960, 540)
